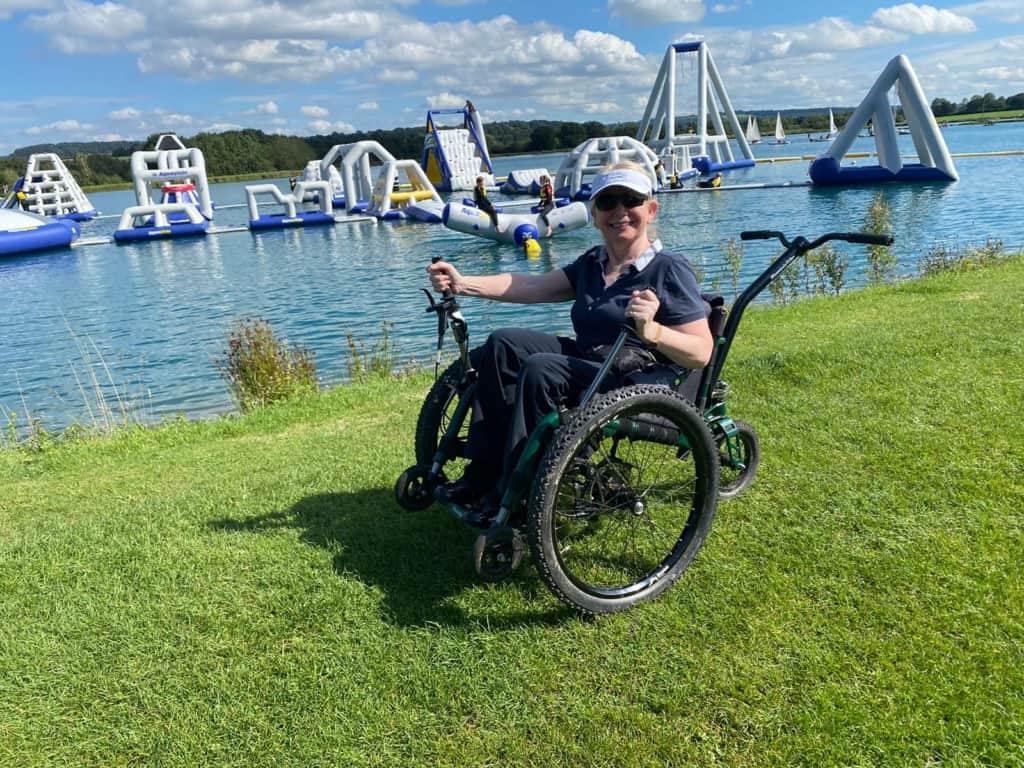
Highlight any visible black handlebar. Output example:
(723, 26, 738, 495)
(740, 230, 894, 249)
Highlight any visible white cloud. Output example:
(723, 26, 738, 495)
(308, 119, 355, 133)
(871, 3, 976, 34)
(426, 92, 464, 108)
(712, 3, 740, 12)
(954, 0, 1024, 24)
(109, 107, 141, 120)
(25, 119, 93, 135)
(202, 122, 244, 133)
(357, 101, 379, 111)
(977, 65, 1024, 80)
(582, 101, 622, 113)
(607, 0, 705, 25)
(27, 0, 145, 53)
(0, 0, 55, 22)
(256, 101, 279, 114)
(301, 105, 329, 118)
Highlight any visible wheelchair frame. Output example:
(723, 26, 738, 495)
(395, 230, 894, 614)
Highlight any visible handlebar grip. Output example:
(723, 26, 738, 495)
(840, 233, 894, 246)
(431, 255, 442, 264)
(740, 230, 778, 241)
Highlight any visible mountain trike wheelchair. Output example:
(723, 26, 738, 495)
(395, 230, 894, 614)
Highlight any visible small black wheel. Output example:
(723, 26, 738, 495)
(528, 385, 719, 615)
(414, 354, 478, 477)
(394, 465, 435, 511)
(472, 526, 524, 582)
(717, 420, 760, 499)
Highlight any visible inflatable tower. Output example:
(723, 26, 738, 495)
(636, 41, 754, 176)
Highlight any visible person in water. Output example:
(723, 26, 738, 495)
(427, 160, 712, 525)
(473, 176, 503, 233)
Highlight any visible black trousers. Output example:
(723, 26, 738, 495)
(464, 328, 617, 491)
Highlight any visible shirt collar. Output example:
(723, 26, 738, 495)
(597, 238, 662, 273)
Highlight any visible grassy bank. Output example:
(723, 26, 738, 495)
(1, 258, 1022, 766)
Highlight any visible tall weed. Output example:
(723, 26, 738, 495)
(217, 318, 317, 412)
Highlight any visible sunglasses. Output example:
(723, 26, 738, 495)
(593, 191, 648, 211)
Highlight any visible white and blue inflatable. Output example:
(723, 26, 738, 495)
(809, 55, 957, 186)
(246, 180, 336, 230)
(0, 208, 80, 256)
(442, 199, 590, 246)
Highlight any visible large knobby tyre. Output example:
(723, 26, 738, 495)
(717, 419, 761, 500)
(528, 385, 720, 615)
(414, 356, 473, 471)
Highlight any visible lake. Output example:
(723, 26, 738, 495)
(2, 121, 1022, 433)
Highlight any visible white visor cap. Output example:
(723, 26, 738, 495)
(588, 168, 654, 204)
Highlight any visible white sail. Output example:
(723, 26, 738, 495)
(828, 108, 838, 137)
(774, 112, 787, 144)
(745, 115, 761, 143)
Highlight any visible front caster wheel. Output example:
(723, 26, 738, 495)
(394, 465, 435, 511)
(472, 526, 524, 582)
(717, 420, 760, 499)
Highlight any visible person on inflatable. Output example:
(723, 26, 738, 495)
(473, 175, 503, 233)
(536, 174, 555, 237)
(426, 160, 713, 524)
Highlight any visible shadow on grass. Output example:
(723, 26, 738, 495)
(209, 489, 571, 629)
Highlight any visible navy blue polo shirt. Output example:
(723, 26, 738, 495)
(561, 241, 707, 351)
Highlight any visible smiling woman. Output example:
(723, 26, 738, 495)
(423, 159, 712, 525)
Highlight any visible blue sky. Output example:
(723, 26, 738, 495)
(0, 0, 1021, 153)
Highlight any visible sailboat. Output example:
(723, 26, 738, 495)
(774, 112, 788, 144)
(809, 108, 840, 142)
(745, 115, 761, 144)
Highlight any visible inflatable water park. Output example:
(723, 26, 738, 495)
(0, 42, 968, 260)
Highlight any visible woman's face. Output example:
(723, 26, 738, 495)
(592, 186, 658, 248)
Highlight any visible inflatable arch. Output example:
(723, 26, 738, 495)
(553, 137, 661, 200)
(306, 141, 443, 221)
(637, 41, 754, 175)
(422, 104, 495, 192)
(809, 55, 957, 186)
(5, 153, 96, 221)
(246, 180, 336, 230)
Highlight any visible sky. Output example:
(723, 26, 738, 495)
(0, 0, 1021, 154)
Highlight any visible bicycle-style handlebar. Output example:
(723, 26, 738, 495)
(740, 230, 894, 248)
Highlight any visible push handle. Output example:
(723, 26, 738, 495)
(828, 232, 894, 246)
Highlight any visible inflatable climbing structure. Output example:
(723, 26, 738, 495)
(421, 104, 495, 192)
(5, 153, 96, 220)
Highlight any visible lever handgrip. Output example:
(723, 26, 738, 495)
(740, 230, 778, 241)
(839, 233, 894, 246)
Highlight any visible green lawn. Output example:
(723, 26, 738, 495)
(2, 258, 1022, 767)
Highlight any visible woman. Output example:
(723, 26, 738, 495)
(473, 175, 503, 233)
(428, 161, 712, 523)
(536, 174, 555, 237)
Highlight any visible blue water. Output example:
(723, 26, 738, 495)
(2, 122, 1022, 432)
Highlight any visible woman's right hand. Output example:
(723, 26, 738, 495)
(427, 260, 462, 295)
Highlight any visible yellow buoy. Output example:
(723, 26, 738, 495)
(523, 238, 541, 259)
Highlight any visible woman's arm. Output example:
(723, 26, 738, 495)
(627, 289, 714, 369)
(427, 261, 574, 304)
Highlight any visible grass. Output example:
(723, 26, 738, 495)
(1, 258, 1023, 766)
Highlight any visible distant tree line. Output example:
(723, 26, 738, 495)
(930, 92, 1024, 117)
(1, 91, 1020, 188)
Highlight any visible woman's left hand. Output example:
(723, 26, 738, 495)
(627, 289, 661, 344)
